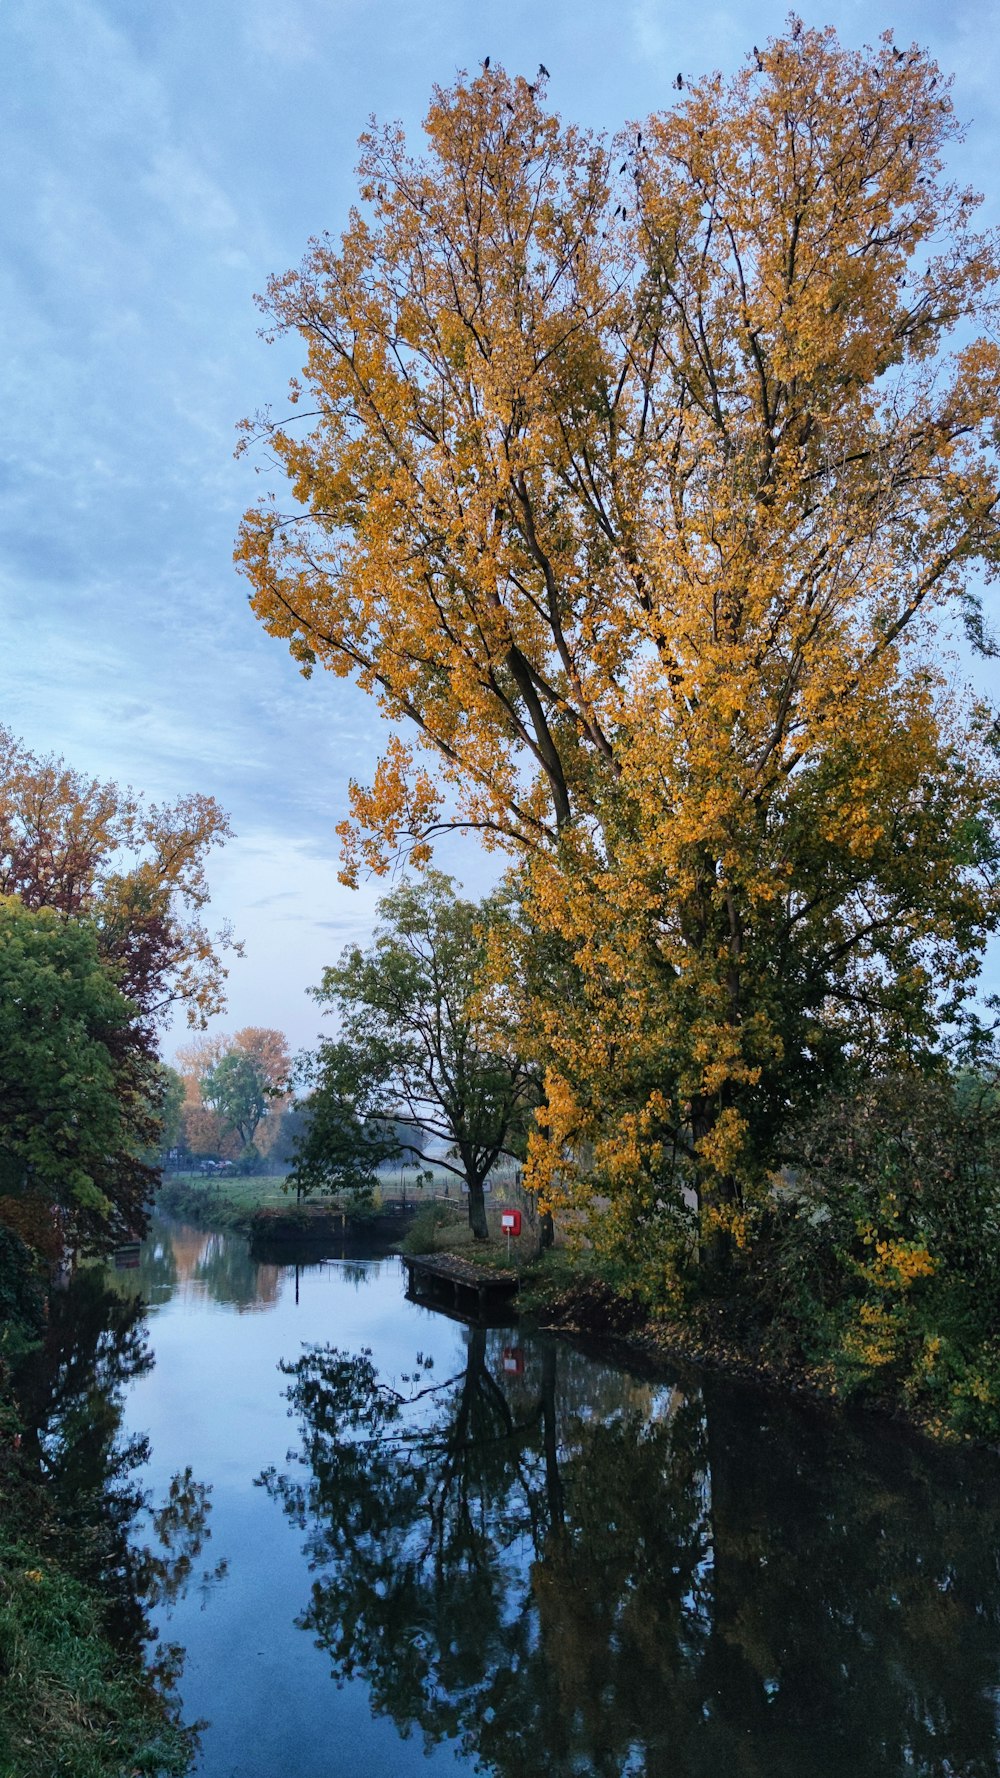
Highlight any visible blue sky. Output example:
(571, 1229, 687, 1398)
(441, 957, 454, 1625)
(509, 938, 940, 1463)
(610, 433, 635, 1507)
(1, 0, 998, 1057)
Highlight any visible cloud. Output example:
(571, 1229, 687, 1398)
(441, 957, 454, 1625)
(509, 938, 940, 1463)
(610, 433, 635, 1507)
(143, 147, 240, 240)
(245, 0, 315, 66)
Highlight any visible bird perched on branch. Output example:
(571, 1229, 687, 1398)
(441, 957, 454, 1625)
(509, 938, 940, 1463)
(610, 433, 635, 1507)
(539, 62, 550, 77)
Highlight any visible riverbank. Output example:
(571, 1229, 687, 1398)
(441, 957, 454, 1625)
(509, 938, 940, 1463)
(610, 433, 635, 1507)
(0, 1508, 194, 1778)
(155, 1184, 1000, 1449)
(0, 1242, 194, 1777)
(155, 1173, 294, 1233)
(506, 1248, 998, 1450)
(155, 1176, 418, 1250)
(398, 1228, 997, 1451)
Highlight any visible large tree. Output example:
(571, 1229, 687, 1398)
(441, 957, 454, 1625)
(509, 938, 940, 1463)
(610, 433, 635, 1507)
(238, 28, 1000, 1255)
(0, 899, 157, 1248)
(298, 873, 536, 1237)
(0, 726, 236, 1034)
(0, 730, 237, 1248)
(176, 1026, 292, 1160)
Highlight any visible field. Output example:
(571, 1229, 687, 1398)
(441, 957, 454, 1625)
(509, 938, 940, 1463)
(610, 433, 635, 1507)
(157, 1162, 527, 1225)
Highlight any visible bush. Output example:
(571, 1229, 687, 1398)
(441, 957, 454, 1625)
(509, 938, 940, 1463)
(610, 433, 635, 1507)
(402, 1202, 464, 1255)
(744, 1065, 1000, 1439)
(154, 1177, 251, 1233)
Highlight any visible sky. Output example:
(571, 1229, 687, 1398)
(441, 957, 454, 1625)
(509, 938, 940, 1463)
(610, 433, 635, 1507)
(1, 0, 998, 1060)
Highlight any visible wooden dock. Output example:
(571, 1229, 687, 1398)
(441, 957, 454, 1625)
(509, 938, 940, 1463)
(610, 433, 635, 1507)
(400, 1253, 519, 1322)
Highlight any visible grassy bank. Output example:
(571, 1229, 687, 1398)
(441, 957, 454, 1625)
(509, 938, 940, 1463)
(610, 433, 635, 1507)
(156, 1172, 291, 1232)
(0, 1231, 194, 1777)
(156, 1168, 516, 1238)
(0, 1524, 193, 1777)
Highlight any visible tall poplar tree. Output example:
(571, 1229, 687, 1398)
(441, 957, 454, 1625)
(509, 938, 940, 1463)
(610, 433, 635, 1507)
(239, 26, 1000, 1257)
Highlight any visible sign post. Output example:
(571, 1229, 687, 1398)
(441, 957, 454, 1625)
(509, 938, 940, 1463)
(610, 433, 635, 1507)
(500, 1207, 521, 1265)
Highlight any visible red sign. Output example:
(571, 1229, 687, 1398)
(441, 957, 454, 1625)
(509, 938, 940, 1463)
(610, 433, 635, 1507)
(500, 1209, 522, 1236)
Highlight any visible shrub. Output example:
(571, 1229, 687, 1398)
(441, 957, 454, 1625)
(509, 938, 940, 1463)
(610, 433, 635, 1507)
(747, 1065, 1000, 1438)
(402, 1202, 463, 1255)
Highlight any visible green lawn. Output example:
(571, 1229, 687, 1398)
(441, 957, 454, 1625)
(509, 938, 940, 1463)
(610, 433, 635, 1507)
(163, 1164, 522, 1213)
(165, 1171, 294, 1214)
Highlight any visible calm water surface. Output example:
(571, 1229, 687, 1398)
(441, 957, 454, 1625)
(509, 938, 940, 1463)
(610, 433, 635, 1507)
(30, 1216, 1000, 1777)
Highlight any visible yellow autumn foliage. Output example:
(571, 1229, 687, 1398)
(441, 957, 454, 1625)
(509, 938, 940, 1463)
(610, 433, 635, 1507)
(239, 26, 1000, 1248)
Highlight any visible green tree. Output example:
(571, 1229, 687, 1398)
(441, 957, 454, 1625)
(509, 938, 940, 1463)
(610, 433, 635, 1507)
(290, 1044, 399, 1202)
(753, 1055, 1000, 1439)
(299, 873, 537, 1238)
(202, 1051, 268, 1149)
(0, 898, 157, 1248)
(155, 1064, 186, 1163)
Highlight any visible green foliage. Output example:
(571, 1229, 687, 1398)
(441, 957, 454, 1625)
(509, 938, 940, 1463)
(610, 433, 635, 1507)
(289, 1043, 398, 1201)
(725, 1062, 1000, 1440)
(0, 1227, 45, 1361)
(0, 898, 156, 1246)
(401, 1201, 463, 1255)
(302, 872, 537, 1239)
(157, 1065, 186, 1156)
(202, 1051, 268, 1147)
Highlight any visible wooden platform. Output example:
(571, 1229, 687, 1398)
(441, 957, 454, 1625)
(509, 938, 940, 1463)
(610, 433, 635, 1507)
(400, 1252, 519, 1321)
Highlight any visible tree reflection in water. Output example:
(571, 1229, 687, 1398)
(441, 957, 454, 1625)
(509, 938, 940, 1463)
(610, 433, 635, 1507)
(13, 1265, 226, 1686)
(263, 1327, 1000, 1778)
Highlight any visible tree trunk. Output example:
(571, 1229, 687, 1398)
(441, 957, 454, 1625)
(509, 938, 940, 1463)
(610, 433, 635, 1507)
(466, 1174, 489, 1240)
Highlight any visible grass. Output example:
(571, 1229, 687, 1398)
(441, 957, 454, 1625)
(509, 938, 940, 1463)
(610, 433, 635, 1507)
(156, 1166, 526, 1236)
(0, 1536, 194, 1777)
(162, 1171, 292, 1211)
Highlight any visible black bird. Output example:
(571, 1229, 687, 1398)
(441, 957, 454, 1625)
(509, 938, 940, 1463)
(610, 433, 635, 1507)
(620, 160, 628, 173)
(907, 132, 914, 148)
(753, 44, 764, 71)
(675, 72, 683, 89)
(483, 55, 490, 69)
(539, 62, 550, 77)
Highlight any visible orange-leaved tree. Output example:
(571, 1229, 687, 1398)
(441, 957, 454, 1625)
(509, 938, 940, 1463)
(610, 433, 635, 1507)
(0, 726, 237, 1032)
(237, 26, 1000, 1265)
(0, 728, 238, 1246)
(176, 1027, 293, 1160)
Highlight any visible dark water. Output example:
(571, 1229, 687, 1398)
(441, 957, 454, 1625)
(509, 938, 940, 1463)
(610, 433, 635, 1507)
(18, 1216, 1000, 1777)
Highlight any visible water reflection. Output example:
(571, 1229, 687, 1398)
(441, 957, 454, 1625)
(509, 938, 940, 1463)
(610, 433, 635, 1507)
(12, 1264, 225, 1710)
(264, 1329, 1000, 1778)
(110, 1219, 283, 1311)
(114, 1215, 393, 1313)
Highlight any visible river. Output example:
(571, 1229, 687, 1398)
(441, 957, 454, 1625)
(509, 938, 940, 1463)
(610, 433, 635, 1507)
(18, 1213, 1000, 1777)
